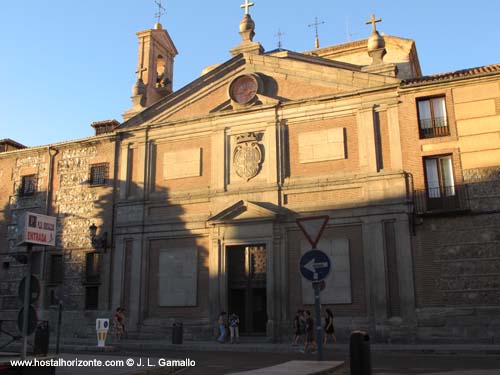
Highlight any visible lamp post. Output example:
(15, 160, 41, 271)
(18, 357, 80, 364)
(89, 223, 108, 251)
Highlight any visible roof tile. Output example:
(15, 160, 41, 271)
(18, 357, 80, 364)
(402, 64, 500, 86)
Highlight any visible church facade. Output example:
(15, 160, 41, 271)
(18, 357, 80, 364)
(1, 7, 500, 343)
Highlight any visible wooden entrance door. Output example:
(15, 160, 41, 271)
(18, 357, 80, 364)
(227, 245, 267, 334)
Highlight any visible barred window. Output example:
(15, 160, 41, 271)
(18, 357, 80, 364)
(89, 163, 109, 186)
(20, 175, 37, 196)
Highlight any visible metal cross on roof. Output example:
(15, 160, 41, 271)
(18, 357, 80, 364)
(154, 0, 166, 24)
(365, 13, 382, 33)
(240, 0, 255, 15)
(135, 66, 147, 80)
(275, 29, 285, 49)
(308, 17, 325, 49)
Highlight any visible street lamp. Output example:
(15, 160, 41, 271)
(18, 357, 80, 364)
(89, 223, 108, 251)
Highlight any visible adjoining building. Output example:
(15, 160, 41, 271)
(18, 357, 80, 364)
(1, 5, 500, 343)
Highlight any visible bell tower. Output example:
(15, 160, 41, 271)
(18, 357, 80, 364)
(123, 19, 178, 121)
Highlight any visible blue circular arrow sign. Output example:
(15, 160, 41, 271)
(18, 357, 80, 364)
(299, 249, 331, 282)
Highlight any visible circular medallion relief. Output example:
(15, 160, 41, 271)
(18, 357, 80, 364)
(229, 75, 258, 104)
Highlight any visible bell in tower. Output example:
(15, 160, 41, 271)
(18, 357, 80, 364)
(123, 3, 178, 121)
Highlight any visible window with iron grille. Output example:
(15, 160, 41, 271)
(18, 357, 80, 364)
(417, 96, 450, 139)
(89, 163, 108, 186)
(49, 254, 63, 284)
(19, 175, 37, 196)
(85, 252, 102, 284)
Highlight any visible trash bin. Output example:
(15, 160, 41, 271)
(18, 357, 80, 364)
(34, 321, 50, 356)
(349, 330, 371, 375)
(172, 322, 183, 345)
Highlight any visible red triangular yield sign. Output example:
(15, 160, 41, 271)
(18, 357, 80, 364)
(296, 215, 329, 248)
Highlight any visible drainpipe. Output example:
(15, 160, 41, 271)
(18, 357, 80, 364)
(39, 146, 58, 321)
(108, 134, 120, 311)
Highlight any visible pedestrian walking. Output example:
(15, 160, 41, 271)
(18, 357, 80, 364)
(217, 311, 227, 343)
(229, 313, 240, 344)
(113, 307, 126, 341)
(292, 309, 305, 346)
(324, 308, 336, 345)
(302, 310, 317, 354)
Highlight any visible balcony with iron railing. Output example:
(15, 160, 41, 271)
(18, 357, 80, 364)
(419, 117, 450, 139)
(413, 184, 469, 215)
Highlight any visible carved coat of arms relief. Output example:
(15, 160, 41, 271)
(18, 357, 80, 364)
(233, 132, 263, 181)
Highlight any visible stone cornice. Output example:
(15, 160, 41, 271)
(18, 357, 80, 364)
(0, 133, 116, 159)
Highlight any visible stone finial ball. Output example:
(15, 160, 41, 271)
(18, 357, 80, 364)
(368, 32, 385, 52)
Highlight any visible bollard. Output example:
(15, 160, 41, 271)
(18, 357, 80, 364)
(34, 321, 50, 356)
(96, 319, 109, 347)
(350, 330, 372, 375)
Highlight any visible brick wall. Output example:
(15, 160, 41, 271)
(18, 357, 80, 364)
(287, 116, 358, 178)
(154, 136, 211, 192)
(166, 85, 228, 121)
(277, 77, 340, 100)
(399, 87, 461, 189)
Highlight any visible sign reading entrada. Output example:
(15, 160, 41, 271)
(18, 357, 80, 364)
(18, 212, 57, 247)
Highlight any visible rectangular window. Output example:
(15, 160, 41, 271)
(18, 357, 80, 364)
(424, 155, 455, 198)
(20, 175, 37, 196)
(49, 254, 63, 284)
(423, 155, 461, 212)
(417, 97, 449, 138)
(85, 286, 99, 310)
(85, 252, 102, 284)
(89, 163, 109, 186)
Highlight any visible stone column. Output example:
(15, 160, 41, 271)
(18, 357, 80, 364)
(128, 237, 143, 329)
(361, 218, 388, 332)
(118, 145, 129, 200)
(273, 223, 288, 342)
(387, 105, 403, 170)
(266, 237, 276, 341)
(211, 129, 227, 192)
(394, 215, 416, 321)
(111, 236, 125, 310)
(208, 226, 221, 328)
(266, 123, 278, 184)
(137, 142, 147, 198)
(357, 107, 378, 173)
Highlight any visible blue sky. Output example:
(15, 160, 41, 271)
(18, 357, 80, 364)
(1, 1, 499, 147)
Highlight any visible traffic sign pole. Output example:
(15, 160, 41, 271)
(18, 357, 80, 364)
(22, 243, 33, 360)
(314, 282, 324, 361)
(297, 215, 330, 361)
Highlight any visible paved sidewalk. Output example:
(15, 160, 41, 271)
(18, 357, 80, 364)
(227, 360, 344, 375)
(376, 372, 500, 375)
(48, 338, 500, 355)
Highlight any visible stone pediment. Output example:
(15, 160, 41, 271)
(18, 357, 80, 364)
(208, 200, 282, 224)
(119, 52, 400, 129)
